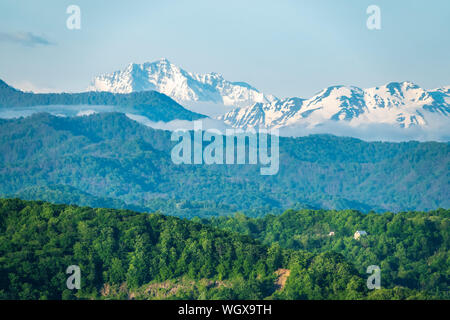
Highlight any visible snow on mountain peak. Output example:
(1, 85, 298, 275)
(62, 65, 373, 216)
(88, 59, 277, 108)
(88, 60, 448, 133)
(220, 82, 450, 130)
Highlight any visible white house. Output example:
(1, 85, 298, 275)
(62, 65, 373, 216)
(328, 231, 335, 236)
(354, 230, 367, 240)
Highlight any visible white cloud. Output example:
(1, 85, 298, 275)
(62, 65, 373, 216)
(10, 81, 60, 93)
(279, 116, 450, 142)
(0, 31, 55, 47)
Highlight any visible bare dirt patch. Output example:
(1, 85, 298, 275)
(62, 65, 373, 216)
(275, 268, 291, 290)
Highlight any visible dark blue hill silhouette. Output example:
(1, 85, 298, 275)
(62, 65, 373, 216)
(0, 79, 205, 122)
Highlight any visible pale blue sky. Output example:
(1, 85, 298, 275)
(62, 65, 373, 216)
(0, 0, 449, 98)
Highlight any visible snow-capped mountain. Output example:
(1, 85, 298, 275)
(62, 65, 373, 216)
(219, 82, 450, 129)
(88, 58, 277, 108)
(218, 97, 305, 129)
(88, 60, 449, 137)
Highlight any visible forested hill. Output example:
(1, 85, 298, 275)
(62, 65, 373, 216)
(0, 79, 205, 122)
(204, 208, 450, 298)
(0, 199, 445, 299)
(0, 112, 448, 216)
(0, 199, 365, 300)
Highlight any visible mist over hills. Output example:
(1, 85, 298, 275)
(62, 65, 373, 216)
(0, 79, 205, 122)
(220, 81, 450, 130)
(0, 112, 447, 217)
(2, 57, 450, 142)
(86, 59, 450, 141)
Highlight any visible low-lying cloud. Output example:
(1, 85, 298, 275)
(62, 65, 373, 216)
(278, 116, 450, 142)
(128, 114, 450, 142)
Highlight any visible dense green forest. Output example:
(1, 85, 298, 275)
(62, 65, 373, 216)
(1, 199, 446, 300)
(0, 112, 448, 217)
(204, 208, 450, 298)
(0, 79, 205, 122)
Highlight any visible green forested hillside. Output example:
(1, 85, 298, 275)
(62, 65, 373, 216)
(205, 208, 450, 298)
(0, 79, 205, 122)
(0, 198, 376, 300)
(1, 199, 444, 300)
(0, 112, 448, 216)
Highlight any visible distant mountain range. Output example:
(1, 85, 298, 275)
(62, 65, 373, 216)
(0, 79, 205, 122)
(86, 59, 450, 137)
(87, 58, 277, 108)
(0, 112, 448, 216)
(219, 82, 450, 130)
(2, 60, 449, 140)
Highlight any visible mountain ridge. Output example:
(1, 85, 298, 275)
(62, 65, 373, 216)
(0, 79, 206, 122)
(85, 59, 449, 135)
(87, 58, 278, 108)
(219, 81, 450, 130)
(0, 112, 448, 216)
